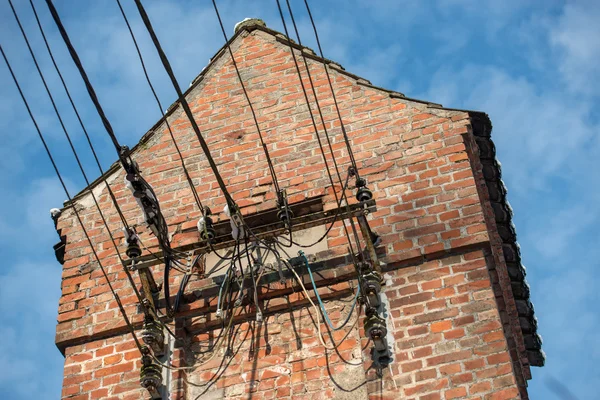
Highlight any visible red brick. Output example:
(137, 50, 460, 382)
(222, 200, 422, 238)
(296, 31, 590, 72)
(445, 387, 467, 399)
(54, 27, 531, 400)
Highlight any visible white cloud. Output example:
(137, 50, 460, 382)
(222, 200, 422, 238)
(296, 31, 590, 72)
(421, 65, 599, 193)
(550, 1, 600, 96)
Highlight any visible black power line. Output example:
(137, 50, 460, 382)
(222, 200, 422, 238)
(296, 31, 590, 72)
(114, 0, 206, 216)
(302, 0, 361, 181)
(275, 0, 363, 258)
(45, 0, 190, 319)
(132, 0, 238, 213)
(44, 0, 132, 171)
(211, 0, 282, 197)
(28, 0, 130, 230)
(0, 41, 144, 355)
(10, 0, 146, 309)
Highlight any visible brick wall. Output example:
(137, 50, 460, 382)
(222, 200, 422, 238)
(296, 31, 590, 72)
(55, 24, 531, 399)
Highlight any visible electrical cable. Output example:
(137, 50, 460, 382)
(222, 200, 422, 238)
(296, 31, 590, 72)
(11, 0, 149, 311)
(300, 252, 359, 331)
(45, 0, 131, 170)
(174, 274, 190, 313)
(0, 42, 145, 355)
(278, 168, 352, 248)
(275, 0, 362, 261)
(302, 0, 361, 180)
(114, 0, 206, 215)
(282, 258, 336, 350)
(132, 0, 238, 212)
(28, 0, 130, 230)
(211, 0, 282, 197)
(151, 298, 237, 371)
(281, 0, 364, 255)
(45, 0, 180, 320)
(137, 234, 187, 274)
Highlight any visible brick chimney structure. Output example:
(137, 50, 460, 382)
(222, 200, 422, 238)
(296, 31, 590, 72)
(54, 20, 543, 400)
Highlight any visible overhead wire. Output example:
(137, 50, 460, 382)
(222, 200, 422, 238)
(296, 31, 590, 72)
(114, 0, 206, 216)
(45, 0, 188, 318)
(28, 0, 171, 267)
(274, 0, 363, 262)
(283, 0, 364, 250)
(278, 165, 352, 248)
(11, 0, 147, 312)
(300, 252, 359, 332)
(44, 0, 131, 169)
(0, 41, 145, 355)
(131, 0, 238, 211)
(33, 0, 369, 381)
(43, 0, 170, 253)
(28, 3, 130, 229)
(302, 0, 361, 180)
(131, 0, 297, 264)
(211, 0, 282, 197)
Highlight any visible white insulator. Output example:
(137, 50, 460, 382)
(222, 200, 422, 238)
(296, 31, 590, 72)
(197, 216, 206, 233)
(224, 204, 244, 239)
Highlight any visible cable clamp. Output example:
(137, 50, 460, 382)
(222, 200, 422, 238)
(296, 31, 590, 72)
(197, 207, 216, 242)
(276, 189, 293, 230)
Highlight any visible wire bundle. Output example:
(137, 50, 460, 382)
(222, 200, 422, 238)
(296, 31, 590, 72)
(2, 0, 386, 396)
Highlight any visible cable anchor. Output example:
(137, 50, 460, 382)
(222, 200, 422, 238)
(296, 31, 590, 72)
(197, 207, 216, 242)
(276, 189, 293, 231)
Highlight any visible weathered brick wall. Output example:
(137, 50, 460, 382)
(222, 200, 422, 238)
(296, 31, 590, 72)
(60, 251, 520, 399)
(55, 25, 530, 399)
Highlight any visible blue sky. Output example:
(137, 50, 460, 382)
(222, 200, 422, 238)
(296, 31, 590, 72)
(0, 0, 598, 398)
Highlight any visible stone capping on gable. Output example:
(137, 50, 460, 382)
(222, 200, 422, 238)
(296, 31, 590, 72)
(469, 112, 544, 367)
(58, 18, 544, 368)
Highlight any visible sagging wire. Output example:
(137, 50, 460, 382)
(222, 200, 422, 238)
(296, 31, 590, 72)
(174, 253, 203, 312)
(259, 241, 358, 349)
(278, 166, 353, 248)
(157, 258, 243, 373)
(282, 258, 345, 351)
(299, 251, 359, 331)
